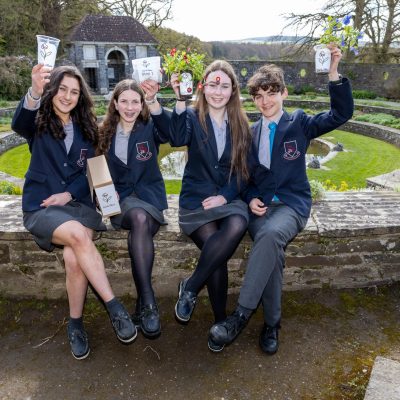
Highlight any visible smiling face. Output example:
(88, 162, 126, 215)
(203, 70, 233, 111)
(51, 75, 80, 123)
(114, 89, 143, 129)
(253, 87, 288, 121)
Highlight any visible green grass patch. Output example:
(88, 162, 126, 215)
(2, 130, 399, 193)
(164, 179, 182, 194)
(0, 144, 30, 178)
(307, 130, 400, 188)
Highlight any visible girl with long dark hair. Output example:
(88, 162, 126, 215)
(12, 64, 136, 360)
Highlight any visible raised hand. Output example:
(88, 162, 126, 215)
(31, 64, 52, 98)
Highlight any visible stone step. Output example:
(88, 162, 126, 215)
(364, 356, 400, 400)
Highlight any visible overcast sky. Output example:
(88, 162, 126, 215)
(164, 0, 321, 41)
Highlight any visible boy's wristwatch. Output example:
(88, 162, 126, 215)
(330, 74, 343, 85)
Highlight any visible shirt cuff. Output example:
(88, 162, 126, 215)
(23, 93, 41, 110)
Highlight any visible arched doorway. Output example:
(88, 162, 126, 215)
(107, 50, 126, 89)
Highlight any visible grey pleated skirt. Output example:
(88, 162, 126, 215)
(23, 201, 106, 252)
(110, 194, 167, 230)
(179, 199, 249, 236)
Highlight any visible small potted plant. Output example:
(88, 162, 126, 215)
(314, 15, 362, 74)
(162, 48, 205, 99)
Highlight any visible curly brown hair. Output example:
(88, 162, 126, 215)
(36, 66, 97, 143)
(193, 60, 252, 181)
(96, 79, 150, 155)
(247, 64, 286, 96)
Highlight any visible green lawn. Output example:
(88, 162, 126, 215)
(0, 144, 30, 178)
(307, 130, 400, 188)
(1, 130, 399, 193)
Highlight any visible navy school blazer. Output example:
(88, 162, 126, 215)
(169, 108, 244, 210)
(11, 99, 96, 212)
(107, 110, 171, 211)
(243, 78, 354, 218)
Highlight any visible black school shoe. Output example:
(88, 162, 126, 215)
(207, 336, 225, 353)
(132, 303, 161, 339)
(109, 306, 137, 344)
(175, 278, 197, 323)
(259, 324, 280, 355)
(67, 324, 90, 360)
(209, 309, 249, 346)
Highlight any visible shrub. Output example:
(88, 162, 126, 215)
(352, 90, 377, 99)
(0, 181, 22, 195)
(0, 56, 33, 100)
(286, 84, 294, 95)
(353, 113, 400, 129)
(309, 180, 326, 201)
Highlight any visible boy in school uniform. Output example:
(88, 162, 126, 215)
(209, 45, 354, 354)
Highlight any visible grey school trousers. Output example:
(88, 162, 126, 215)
(238, 203, 308, 326)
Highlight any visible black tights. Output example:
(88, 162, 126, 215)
(122, 208, 160, 306)
(187, 214, 247, 323)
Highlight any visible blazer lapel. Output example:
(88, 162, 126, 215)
(205, 115, 219, 161)
(109, 133, 130, 169)
(273, 111, 291, 151)
(251, 119, 263, 161)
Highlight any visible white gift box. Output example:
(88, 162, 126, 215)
(131, 56, 162, 83)
(87, 155, 121, 218)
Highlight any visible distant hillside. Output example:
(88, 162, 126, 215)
(226, 36, 309, 44)
(209, 40, 312, 61)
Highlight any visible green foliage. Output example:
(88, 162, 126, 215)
(352, 90, 377, 99)
(286, 84, 295, 95)
(0, 116, 12, 132)
(353, 113, 400, 129)
(293, 85, 316, 95)
(94, 102, 108, 117)
(318, 15, 361, 53)
(0, 181, 22, 195)
(309, 179, 326, 200)
(162, 48, 206, 82)
(149, 26, 212, 64)
(0, 56, 32, 100)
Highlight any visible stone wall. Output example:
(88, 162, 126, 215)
(0, 132, 27, 155)
(229, 61, 400, 99)
(0, 192, 399, 299)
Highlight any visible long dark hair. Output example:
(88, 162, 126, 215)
(36, 66, 97, 143)
(194, 60, 252, 181)
(96, 79, 150, 155)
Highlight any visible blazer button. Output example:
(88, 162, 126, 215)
(214, 165, 218, 169)
(61, 181, 65, 185)
(64, 163, 68, 167)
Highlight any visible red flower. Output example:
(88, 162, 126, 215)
(197, 82, 203, 89)
(170, 48, 177, 56)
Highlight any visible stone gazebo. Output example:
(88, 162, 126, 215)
(67, 14, 159, 94)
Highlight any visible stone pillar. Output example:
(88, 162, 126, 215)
(128, 45, 136, 77)
(97, 44, 108, 94)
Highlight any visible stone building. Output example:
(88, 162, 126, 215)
(67, 14, 159, 94)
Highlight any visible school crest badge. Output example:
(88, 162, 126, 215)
(77, 149, 88, 167)
(283, 140, 300, 160)
(136, 141, 152, 161)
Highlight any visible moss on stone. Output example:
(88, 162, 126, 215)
(95, 243, 118, 261)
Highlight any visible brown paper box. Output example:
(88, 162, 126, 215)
(87, 155, 121, 217)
